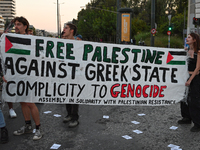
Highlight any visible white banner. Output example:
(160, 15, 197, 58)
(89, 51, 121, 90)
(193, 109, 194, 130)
(0, 33, 188, 105)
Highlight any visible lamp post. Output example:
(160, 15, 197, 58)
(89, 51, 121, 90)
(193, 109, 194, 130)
(57, 0, 59, 37)
(55, 1, 64, 38)
(168, 15, 171, 48)
(150, 0, 155, 46)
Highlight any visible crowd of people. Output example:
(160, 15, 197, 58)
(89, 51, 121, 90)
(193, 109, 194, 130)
(1, 15, 200, 145)
(0, 16, 82, 144)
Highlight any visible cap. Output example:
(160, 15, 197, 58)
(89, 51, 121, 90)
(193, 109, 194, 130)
(76, 34, 82, 40)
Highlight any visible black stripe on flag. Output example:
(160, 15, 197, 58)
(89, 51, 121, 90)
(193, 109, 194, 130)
(169, 51, 187, 56)
(6, 35, 31, 45)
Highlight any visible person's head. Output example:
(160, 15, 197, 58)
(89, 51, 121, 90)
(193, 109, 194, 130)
(13, 16, 29, 34)
(62, 23, 77, 39)
(187, 33, 200, 53)
(76, 34, 82, 40)
(28, 29, 33, 35)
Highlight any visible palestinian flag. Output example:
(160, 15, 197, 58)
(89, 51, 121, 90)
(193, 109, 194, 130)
(5, 35, 31, 55)
(166, 51, 187, 65)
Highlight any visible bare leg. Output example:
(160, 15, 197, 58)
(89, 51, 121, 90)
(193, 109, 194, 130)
(20, 102, 31, 121)
(23, 103, 40, 125)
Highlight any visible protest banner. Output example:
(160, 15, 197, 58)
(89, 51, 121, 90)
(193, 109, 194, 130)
(0, 33, 188, 105)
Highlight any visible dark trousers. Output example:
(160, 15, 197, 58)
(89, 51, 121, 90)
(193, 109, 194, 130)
(181, 75, 200, 126)
(180, 101, 191, 119)
(66, 104, 79, 121)
(188, 75, 200, 126)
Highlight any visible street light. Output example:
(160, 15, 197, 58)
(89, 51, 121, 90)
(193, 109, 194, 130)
(168, 15, 171, 48)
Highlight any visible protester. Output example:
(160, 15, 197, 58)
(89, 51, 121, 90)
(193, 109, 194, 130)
(62, 23, 79, 128)
(0, 61, 17, 118)
(178, 32, 200, 132)
(0, 61, 8, 144)
(27, 29, 33, 35)
(7, 16, 42, 140)
(0, 109, 8, 144)
(76, 34, 82, 40)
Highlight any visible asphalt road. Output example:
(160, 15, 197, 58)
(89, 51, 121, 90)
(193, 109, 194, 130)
(1, 101, 200, 150)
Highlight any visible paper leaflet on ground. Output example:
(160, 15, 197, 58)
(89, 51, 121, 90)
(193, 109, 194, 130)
(0, 33, 189, 106)
(50, 144, 61, 149)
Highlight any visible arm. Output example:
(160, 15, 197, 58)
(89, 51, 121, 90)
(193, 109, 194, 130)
(185, 50, 200, 86)
(2, 76, 7, 83)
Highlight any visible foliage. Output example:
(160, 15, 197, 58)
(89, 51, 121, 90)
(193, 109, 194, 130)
(135, 32, 183, 48)
(131, 18, 149, 36)
(75, 0, 188, 46)
(93, 7, 116, 40)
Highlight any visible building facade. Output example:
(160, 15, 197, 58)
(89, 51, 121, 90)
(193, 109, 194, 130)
(0, 15, 4, 33)
(0, 0, 15, 21)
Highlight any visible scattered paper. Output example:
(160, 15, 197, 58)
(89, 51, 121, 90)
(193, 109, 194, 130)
(171, 148, 182, 150)
(131, 121, 140, 124)
(103, 115, 109, 119)
(44, 111, 52, 114)
(138, 113, 146, 116)
(54, 114, 61, 117)
(33, 129, 36, 133)
(168, 144, 179, 148)
(170, 126, 178, 130)
(50, 144, 61, 149)
(133, 130, 143, 134)
(168, 144, 181, 150)
(122, 135, 132, 140)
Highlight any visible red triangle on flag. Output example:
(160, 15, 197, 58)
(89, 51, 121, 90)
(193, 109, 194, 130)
(5, 37, 13, 53)
(166, 52, 174, 63)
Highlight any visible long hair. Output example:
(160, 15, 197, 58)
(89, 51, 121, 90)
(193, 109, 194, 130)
(190, 32, 200, 53)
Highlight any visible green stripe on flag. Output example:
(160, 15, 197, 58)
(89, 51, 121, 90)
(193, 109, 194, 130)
(6, 48, 30, 55)
(167, 61, 185, 65)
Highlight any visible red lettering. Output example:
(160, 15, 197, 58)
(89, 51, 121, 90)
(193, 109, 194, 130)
(143, 85, 149, 98)
(136, 85, 142, 98)
(149, 85, 153, 97)
(127, 84, 134, 97)
(159, 86, 167, 97)
(121, 84, 127, 97)
(110, 84, 166, 98)
(110, 84, 120, 98)
(153, 85, 159, 97)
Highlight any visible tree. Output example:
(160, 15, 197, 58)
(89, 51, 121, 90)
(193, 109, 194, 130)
(93, 7, 116, 42)
(76, 0, 187, 42)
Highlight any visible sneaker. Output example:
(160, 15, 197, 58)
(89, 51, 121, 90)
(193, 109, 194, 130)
(177, 118, 191, 124)
(190, 125, 200, 132)
(63, 115, 72, 123)
(9, 108, 17, 118)
(33, 129, 42, 140)
(13, 124, 32, 135)
(68, 120, 79, 128)
(1, 127, 8, 144)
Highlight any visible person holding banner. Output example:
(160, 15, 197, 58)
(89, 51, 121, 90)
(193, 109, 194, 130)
(0, 60, 17, 118)
(178, 33, 200, 132)
(62, 23, 79, 128)
(7, 16, 42, 140)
